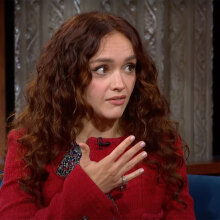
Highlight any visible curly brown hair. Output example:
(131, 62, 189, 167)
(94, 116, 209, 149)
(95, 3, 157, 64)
(12, 12, 186, 207)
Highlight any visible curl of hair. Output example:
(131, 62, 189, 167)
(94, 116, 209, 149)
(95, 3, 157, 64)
(12, 12, 187, 207)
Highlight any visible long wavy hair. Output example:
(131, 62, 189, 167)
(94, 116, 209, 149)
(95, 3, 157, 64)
(12, 12, 186, 207)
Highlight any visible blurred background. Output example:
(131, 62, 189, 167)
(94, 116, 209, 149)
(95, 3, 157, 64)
(0, 0, 219, 174)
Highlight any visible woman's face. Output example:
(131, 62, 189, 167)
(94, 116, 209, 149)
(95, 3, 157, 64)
(85, 31, 136, 121)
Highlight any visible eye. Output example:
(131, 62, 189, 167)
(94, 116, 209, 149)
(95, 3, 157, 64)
(124, 63, 136, 73)
(92, 65, 108, 75)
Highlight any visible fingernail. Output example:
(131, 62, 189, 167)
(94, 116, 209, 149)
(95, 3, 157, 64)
(142, 151, 147, 157)
(140, 141, 146, 148)
(130, 135, 135, 141)
(140, 168, 144, 173)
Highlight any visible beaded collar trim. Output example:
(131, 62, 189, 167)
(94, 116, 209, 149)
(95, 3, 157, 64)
(56, 142, 82, 178)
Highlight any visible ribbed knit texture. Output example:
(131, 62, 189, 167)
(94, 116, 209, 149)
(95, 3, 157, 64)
(0, 130, 196, 220)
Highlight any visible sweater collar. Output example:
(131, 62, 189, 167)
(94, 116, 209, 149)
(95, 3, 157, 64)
(86, 136, 127, 149)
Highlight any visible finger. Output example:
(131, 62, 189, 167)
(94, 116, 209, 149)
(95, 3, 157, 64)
(116, 141, 146, 166)
(78, 143, 91, 165)
(120, 151, 147, 175)
(107, 135, 135, 161)
(122, 168, 144, 184)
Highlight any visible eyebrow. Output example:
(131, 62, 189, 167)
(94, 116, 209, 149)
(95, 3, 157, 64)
(90, 55, 137, 64)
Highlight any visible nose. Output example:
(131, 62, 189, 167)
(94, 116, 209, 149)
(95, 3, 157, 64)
(110, 71, 125, 91)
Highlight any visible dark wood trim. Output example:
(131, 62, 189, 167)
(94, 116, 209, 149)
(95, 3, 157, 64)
(0, 0, 6, 165)
(187, 161, 220, 175)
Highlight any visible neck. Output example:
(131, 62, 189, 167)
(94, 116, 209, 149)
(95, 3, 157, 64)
(76, 117, 123, 143)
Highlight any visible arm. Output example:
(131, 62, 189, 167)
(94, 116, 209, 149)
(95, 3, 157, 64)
(0, 131, 146, 219)
(0, 130, 120, 220)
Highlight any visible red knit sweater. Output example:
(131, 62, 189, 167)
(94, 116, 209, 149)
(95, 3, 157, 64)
(0, 130, 195, 220)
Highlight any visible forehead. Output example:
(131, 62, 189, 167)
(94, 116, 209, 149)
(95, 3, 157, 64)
(91, 32, 135, 60)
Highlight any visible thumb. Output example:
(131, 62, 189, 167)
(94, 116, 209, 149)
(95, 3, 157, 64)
(79, 143, 91, 165)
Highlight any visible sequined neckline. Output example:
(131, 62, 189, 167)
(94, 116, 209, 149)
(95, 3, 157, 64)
(56, 142, 82, 178)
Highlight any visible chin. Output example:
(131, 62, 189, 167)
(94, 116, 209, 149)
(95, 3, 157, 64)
(95, 109, 126, 121)
(103, 112, 124, 120)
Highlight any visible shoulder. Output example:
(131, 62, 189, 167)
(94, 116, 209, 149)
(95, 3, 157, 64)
(6, 129, 26, 155)
(2, 129, 27, 182)
(6, 129, 26, 166)
(8, 129, 25, 144)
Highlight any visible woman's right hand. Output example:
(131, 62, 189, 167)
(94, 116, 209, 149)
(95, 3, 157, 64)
(79, 135, 147, 193)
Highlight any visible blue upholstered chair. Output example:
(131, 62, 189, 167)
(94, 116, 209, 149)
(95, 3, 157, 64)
(0, 170, 3, 188)
(188, 174, 220, 220)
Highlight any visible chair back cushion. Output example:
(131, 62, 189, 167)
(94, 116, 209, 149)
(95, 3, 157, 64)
(188, 174, 220, 220)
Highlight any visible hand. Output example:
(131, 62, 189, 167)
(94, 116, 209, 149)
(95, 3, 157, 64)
(79, 135, 147, 193)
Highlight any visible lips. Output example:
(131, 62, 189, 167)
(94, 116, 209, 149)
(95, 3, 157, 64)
(106, 95, 126, 105)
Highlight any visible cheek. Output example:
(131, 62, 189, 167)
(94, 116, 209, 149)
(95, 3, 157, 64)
(133, 77, 136, 87)
(128, 76, 136, 92)
(86, 81, 106, 100)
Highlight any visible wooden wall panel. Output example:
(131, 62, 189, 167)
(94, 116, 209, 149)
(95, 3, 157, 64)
(0, 0, 6, 168)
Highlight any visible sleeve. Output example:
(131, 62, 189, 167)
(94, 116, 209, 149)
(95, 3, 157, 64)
(0, 130, 121, 220)
(163, 138, 196, 220)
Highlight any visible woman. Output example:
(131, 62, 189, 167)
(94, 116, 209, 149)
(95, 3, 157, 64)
(0, 12, 195, 219)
